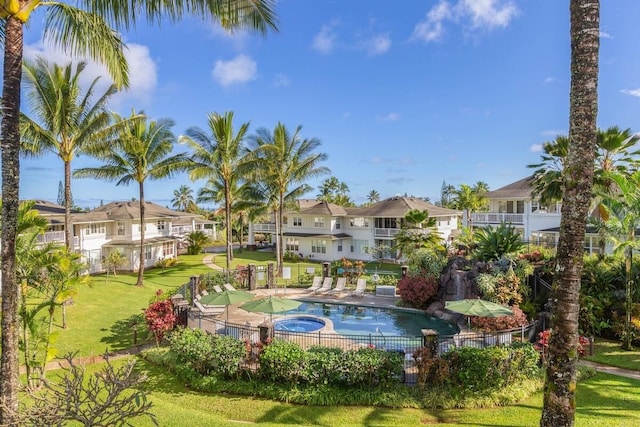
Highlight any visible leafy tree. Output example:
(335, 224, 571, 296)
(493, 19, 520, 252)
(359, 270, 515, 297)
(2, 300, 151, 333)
(74, 112, 188, 286)
(171, 185, 195, 212)
(103, 250, 127, 278)
(450, 183, 488, 231)
(316, 176, 354, 206)
(21, 58, 122, 250)
(366, 189, 381, 205)
(394, 209, 443, 259)
(250, 123, 329, 274)
(541, 1, 600, 425)
(181, 111, 251, 272)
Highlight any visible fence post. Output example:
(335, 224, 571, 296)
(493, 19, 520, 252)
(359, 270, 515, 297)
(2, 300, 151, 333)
(401, 265, 409, 279)
(267, 262, 274, 288)
(248, 264, 257, 290)
(422, 329, 439, 355)
(189, 275, 198, 307)
(322, 262, 330, 278)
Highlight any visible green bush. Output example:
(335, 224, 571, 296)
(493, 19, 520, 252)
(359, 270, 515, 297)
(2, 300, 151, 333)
(397, 274, 439, 309)
(167, 327, 214, 374)
(303, 346, 344, 385)
(258, 339, 306, 384)
(341, 347, 403, 388)
(209, 335, 246, 379)
(473, 223, 525, 261)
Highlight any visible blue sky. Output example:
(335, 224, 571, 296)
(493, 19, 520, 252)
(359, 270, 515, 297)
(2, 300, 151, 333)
(18, 0, 640, 208)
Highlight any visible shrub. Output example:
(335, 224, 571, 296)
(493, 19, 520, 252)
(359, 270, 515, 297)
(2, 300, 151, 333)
(470, 305, 528, 332)
(341, 347, 403, 388)
(535, 329, 591, 362)
(397, 274, 439, 309)
(186, 230, 211, 255)
(167, 327, 214, 374)
(258, 339, 306, 384)
(473, 223, 525, 261)
(413, 347, 449, 391)
(209, 335, 246, 379)
(144, 296, 176, 346)
(303, 346, 344, 385)
(406, 248, 447, 278)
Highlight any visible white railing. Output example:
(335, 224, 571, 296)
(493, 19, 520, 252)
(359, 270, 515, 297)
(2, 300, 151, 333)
(472, 213, 524, 225)
(36, 231, 65, 244)
(374, 228, 400, 237)
(253, 223, 276, 233)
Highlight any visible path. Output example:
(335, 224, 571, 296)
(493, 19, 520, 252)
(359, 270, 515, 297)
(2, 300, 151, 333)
(202, 254, 223, 271)
(579, 360, 640, 380)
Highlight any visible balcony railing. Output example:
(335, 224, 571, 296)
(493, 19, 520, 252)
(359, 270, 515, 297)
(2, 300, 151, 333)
(36, 232, 79, 247)
(253, 223, 276, 233)
(374, 228, 400, 238)
(472, 213, 524, 225)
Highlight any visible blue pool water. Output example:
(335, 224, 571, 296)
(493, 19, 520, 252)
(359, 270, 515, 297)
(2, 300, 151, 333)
(274, 316, 325, 332)
(283, 301, 459, 336)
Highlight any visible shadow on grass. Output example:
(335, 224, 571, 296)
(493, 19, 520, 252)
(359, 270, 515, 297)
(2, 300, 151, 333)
(100, 313, 150, 351)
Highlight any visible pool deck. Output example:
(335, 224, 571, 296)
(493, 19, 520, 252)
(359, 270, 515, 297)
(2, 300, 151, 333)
(214, 287, 403, 326)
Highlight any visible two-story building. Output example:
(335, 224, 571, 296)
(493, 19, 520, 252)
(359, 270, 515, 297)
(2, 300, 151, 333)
(254, 196, 461, 263)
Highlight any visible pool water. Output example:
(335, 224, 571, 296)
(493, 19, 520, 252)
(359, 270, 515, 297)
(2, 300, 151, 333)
(274, 316, 325, 332)
(283, 301, 459, 336)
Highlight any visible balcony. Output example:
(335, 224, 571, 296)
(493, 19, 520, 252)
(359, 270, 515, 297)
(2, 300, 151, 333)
(253, 223, 276, 233)
(472, 213, 524, 225)
(374, 228, 400, 238)
(35, 231, 79, 247)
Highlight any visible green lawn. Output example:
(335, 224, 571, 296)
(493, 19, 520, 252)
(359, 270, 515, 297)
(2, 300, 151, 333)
(584, 338, 640, 371)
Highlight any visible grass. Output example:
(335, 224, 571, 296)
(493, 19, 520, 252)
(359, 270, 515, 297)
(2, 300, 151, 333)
(56, 357, 639, 427)
(583, 338, 640, 371)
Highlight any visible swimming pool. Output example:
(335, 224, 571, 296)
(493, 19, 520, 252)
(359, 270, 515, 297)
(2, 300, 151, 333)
(282, 301, 459, 336)
(274, 316, 325, 332)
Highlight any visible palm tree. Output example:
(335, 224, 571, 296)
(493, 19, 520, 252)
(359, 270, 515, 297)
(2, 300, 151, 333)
(600, 171, 640, 351)
(181, 111, 251, 273)
(541, 1, 600, 425)
(440, 181, 456, 207)
(74, 111, 188, 287)
(367, 189, 381, 205)
(20, 57, 122, 250)
(171, 185, 195, 212)
(0, 2, 277, 421)
(394, 209, 442, 259)
(450, 184, 488, 231)
(250, 123, 330, 274)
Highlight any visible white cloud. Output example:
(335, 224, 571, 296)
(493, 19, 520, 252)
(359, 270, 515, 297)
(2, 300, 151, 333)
(530, 144, 543, 152)
(273, 73, 290, 87)
(378, 112, 400, 122)
(23, 41, 158, 107)
(212, 54, 257, 87)
(599, 30, 613, 39)
(541, 129, 566, 137)
(621, 88, 640, 97)
(312, 24, 337, 54)
(543, 77, 555, 84)
(363, 33, 391, 55)
(413, 0, 518, 43)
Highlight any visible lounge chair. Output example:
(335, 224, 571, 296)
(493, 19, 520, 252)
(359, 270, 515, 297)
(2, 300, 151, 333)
(306, 276, 323, 292)
(313, 277, 333, 294)
(194, 300, 225, 316)
(213, 285, 223, 293)
(223, 283, 236, 292)
(328, 277, 347, 294)
(350, 278, 367, 297)
(201, 289, 209, 296)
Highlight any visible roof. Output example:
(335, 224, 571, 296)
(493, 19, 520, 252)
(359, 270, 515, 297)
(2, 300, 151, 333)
(296, 201, 349, 216)
(172, 216, 217, 226)
(485, 176, 534, 199)
(102, 236, 178, 247)
(72, 201, 197, 223)
(283, 232, 352, 240)
(353, 196, 461, 218)
(29, 200, 66, 216)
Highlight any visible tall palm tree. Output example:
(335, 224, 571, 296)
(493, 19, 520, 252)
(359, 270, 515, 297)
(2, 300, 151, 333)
(0, 2, 277, 421)
(450, 184, 487, 231)
(74, 112, 188, 287)
(367, 189, 381, 205)
(20, 57, 122, 250)
(181, 111, 251, 273)
(541, 1, 599, 425)
(527, 135, 569, 204)
(171, 185, 195, 212)
(250, 123, 330, 274)
(394, 209, 442, 259)
(440, 181, 456, 207)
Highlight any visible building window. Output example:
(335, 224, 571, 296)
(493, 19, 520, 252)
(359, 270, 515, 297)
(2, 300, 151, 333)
(117, 221, 125, 236)
(337, 244, 343, 252)
(311, 239, 327, 254)
(87, 223, 105, 235)
(314, 217, 325, 228)
(335, 220, 341, 230)
(163, 241, 174, 257)
(374, 218, 398, 228)
(283, 216, 288, 225)
(350, 239, 368, 254)
(145, 245, 152, 260)
(293, 217, 302, 227)
(157, 220, 166, 230)
(350, 217, 369, 227)
(137, 223, 148, 232)
(285, 238, 299, 252)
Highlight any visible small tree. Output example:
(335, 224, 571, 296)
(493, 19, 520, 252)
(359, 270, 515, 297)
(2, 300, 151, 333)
(144, 292, 176, 346)
(104, 251, 127, 279)
(185, 231, 211, 255)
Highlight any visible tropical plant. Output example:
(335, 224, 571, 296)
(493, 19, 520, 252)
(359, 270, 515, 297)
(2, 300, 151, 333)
(397, 275, 439, 309)
(171, 185, 195, 212)
(74, 111, 188, 286)
(440, 180, 456, 207)
(473, 222, 525, 261)
(144, 295, 176, 346)
(181, 111, 251, 273)
(316, 176, 354, 206)
(449, 183, 489, 230)
(366, 189, 381, 205)
(249, 123, 329, 274)
(185, 231, 211, 255)
(0, 1, 278, 422)
(394, 209, 443, 259)
(103, 250, 127, 278)
(541, 1, 600, 425)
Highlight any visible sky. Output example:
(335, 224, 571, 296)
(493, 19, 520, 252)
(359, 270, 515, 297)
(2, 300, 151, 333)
(16, 0, 640, 209)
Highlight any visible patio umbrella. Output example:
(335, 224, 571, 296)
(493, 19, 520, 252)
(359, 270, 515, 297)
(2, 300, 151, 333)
(445, 299, 513, 317)
(199, 290, 254, 322)
(239, 295, 302, 321)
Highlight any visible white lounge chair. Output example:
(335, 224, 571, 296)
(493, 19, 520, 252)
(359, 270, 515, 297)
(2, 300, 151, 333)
(306, 276, 323, 292)
(213, 285, 223, 293)
(223, 283, 236, 292)
(328, 277, 347, 294)
(201, 289, 209, 296)
(313, 277, 333, 294)
(350, 278, 367, 297)
(194, 300, 225, 316)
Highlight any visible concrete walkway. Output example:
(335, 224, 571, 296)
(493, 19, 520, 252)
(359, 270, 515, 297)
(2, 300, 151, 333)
(202, 254, 223, 271)
(579, 360, 640, 380)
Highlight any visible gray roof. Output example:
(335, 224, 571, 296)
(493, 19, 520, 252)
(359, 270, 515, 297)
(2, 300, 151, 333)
(352, 196, 461, 218)
(71, 200, 197, 223)
(485, 177, 534, 199)
(296, 201, 349, 216)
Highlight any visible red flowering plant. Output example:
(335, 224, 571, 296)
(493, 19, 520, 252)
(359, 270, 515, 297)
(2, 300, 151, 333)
(535, 329, 590, 363)
(144, 290, 177, 346)
(469, 305, 529, 331)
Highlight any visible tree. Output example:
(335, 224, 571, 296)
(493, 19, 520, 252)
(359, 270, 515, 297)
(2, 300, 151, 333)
(600, 171, 640, 350)
(316, 176, 354, 206)
(393, 209, 442, 259)
(74, 112, 188, 287)
(366, 189, 381, 206)
(439, 180, 456, 207)
(185, 230, 211, 255)
(171, 185, 195, 212)
(0, 1, 277, 422)
(541, 1, 599, 425)
(450, 183, 488, 231)
(249, 123, 329, 274)
(21, 58, 121, 250)
(103, 250, 127, 279)
(181, 111, 251, 273)
(56, 181, 64, 206)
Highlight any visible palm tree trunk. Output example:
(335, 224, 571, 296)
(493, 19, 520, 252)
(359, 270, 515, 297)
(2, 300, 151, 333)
(225, 180, 232, 273)
(541, 1, 599, 426)
(277, 195, 284, 275)
(64, 160, 73, 250)
(137, 182, 145, 286)
(625, 244, 633, 350)
(0, 16, 24, 425)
